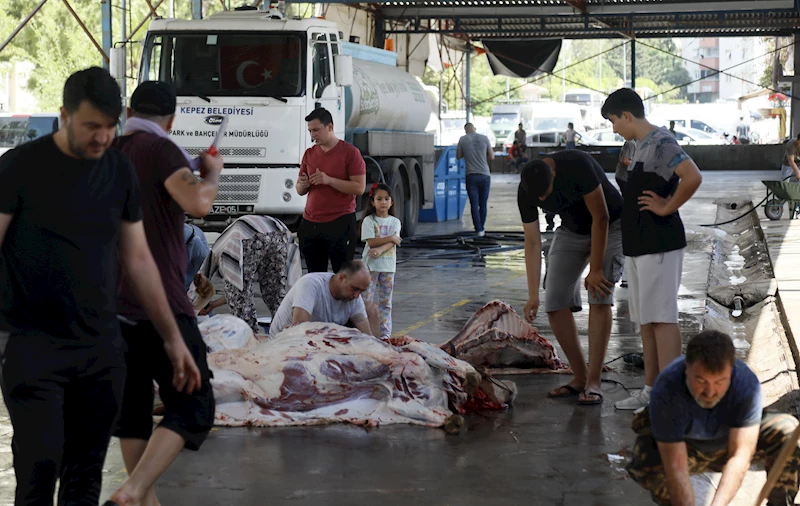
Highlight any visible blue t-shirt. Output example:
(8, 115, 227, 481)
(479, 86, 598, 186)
(650, 357, 762, 452)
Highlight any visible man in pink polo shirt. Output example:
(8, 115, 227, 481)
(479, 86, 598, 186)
(296, 108, 366, 273)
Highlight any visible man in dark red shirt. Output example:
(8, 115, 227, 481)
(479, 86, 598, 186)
(296, 108, 366, 273)
(106, 81, 223, 506)
(509, 139, 529, 172)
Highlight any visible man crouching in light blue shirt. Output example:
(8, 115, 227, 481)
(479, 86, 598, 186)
(626, 330, 800, 506)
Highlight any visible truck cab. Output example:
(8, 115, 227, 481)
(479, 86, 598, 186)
(139, 12, 348, 228)
(139, 10, 433, 236)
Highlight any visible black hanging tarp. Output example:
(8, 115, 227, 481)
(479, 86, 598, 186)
(481, 39, 562, 79)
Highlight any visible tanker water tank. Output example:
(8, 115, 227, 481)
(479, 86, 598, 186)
(344, 58, 432, 134)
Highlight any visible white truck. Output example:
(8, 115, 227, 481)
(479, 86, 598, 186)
(137, 7, 434, 236)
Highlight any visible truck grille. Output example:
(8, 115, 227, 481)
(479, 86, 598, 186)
(185, 147, 266, 157)
(216, 174, 261, 202)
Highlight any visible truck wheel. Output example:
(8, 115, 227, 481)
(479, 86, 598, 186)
(402, 158, 421, 238)
(380, 159, 407, 233)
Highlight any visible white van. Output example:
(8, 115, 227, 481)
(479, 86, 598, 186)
(521, 102, 584, 133)
(0, 113, 61, 157)
(490, 103, 522, 146)
(565, 89, 606, 129)
(504, 102, 588, 149)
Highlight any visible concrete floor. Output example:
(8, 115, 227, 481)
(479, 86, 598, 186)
(0, 171, 790, 505)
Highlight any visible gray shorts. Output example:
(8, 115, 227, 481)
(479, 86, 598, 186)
(543, 220, 624, 312)
(627, 248, 684, 325)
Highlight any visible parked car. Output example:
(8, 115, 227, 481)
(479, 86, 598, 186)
(504, 128, 595, 151)
(587, 127, 725, 146)
(0, 113, 61, 156)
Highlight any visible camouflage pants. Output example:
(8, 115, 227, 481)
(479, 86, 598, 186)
(627, 407, 800, 506)
(223, 232, 289, 334)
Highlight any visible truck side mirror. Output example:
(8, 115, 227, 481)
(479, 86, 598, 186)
(334, 54, 353, 87)
(109, 47, 126, 80)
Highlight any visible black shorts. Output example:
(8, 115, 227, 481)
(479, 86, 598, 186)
(114, 314, 215, 451)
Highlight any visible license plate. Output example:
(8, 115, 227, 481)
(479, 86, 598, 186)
(209, 205, 253, 215)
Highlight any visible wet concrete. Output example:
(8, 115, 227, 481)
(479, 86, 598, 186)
(0, 171, 791, 505)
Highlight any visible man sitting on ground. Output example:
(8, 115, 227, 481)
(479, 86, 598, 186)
(269, 260, 380, 338)
(508, 140, 528, 172)
(627, 330, 800, 506)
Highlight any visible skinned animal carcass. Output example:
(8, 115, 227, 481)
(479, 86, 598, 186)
(199, 314, 257, 353)
(207, 322, 515, 430)
(441, 300, 567, 374)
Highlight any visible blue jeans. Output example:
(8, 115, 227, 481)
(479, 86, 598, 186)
(565, 142, 576, 150)
(466, 174, 491, 232)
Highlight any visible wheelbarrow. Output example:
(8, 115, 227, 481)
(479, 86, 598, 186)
(762, 180, 800, 220)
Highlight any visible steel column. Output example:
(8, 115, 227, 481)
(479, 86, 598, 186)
(192, 0, 203, 19)
(374, 15, 385, 48)
(120, 0, 127, 128)
(630, 39, 636, 89)
(792, 33, 800, 138)
(465, 44, 471, 123)
(102, 0, 113, 70)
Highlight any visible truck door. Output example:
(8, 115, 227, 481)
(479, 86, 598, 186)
(310, 31, 344, 138)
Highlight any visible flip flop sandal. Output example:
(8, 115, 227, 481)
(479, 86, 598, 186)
(577, 391, 603, 406)
(547, 384, 581, 398)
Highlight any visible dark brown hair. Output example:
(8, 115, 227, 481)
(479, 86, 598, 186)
(685, 330, 735, 373)
(364, 182, 396, 219)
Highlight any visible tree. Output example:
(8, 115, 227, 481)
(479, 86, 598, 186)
(605, 39, 690, 100)
(421, 51, 524, 117)
(759, 36, 791, 90)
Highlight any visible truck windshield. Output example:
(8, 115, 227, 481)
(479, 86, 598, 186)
(532, 117, 573, 131)
(491, 112, 518, 125)
(142, 32, 305, 97)
(566, 94, 592, 105)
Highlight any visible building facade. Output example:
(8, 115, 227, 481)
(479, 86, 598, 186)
(680, 37, 767, 103)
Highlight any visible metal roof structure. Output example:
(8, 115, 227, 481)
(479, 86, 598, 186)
(339, 0, 800, 39)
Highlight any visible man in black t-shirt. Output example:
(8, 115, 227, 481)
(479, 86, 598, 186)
(108, 82, 223, 506)
(0, 67, 200, 505)
(518, 151, 624, 405)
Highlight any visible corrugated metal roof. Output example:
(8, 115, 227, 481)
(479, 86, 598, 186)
(366, 0, 800, 39)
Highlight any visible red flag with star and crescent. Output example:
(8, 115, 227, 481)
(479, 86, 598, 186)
(220, 42, 299, 90)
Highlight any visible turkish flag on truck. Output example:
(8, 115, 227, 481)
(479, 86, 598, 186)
(219, 42, 300, 90)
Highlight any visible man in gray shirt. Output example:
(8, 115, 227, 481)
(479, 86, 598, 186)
(269, 260, 373, 338)
(457, 122, 495, 236)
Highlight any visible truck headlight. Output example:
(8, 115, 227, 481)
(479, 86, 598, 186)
(284, 179, 294, 189)
(282, 192, 291, 202)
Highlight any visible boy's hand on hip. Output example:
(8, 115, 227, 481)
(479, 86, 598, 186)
(638, 190, 670, 216)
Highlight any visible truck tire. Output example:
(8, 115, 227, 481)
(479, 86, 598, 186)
(379, 158, 407, 234)
(402, 158, 421, 238)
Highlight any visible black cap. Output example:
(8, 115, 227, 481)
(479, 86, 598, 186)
(130, 81, 176, 116)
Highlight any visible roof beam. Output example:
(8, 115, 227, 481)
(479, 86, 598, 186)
(562, 0, 585, 13)
(377, 1, 795, 18)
